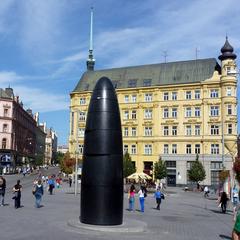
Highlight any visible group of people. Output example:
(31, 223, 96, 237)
(128, 184, 165, 212)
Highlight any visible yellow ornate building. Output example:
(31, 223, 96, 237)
(69, 37, 237, 186)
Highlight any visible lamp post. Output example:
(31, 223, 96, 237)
(74, 110, 79, 196)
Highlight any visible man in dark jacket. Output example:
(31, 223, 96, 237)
(0, 176, 6, 206)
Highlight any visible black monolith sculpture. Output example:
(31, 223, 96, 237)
(80, 77, 123, 225)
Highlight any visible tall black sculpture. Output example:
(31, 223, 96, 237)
(80, 77, 123, 225)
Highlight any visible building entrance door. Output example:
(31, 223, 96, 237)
(167, 175, 176, 186)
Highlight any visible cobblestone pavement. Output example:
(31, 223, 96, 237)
(0, 178, 234, 240)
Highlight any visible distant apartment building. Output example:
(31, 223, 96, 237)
(44, 128, 58, 165)
(57, 145, 69, 154)
(0, 87, 48, 173)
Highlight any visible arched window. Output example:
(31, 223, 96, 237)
(2, 138, 7, 149)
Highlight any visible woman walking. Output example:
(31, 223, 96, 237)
(13, 180, 22, 209)
(219, 191, 228, 213)
(128, 184, 135, 211)
(138, 186, 145, 212)
(33, 180, 44, 208)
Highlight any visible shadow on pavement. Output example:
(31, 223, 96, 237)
(219, 234, 231, 239)
(210, 209, 232, 215)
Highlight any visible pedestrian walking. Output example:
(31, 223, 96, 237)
(138, 186, 145, 212)
(154, 188, 162, 210)
(232, 204, 240, 240)
(233, 185, 239, 207)
(128, 184, 135, 211)
(69, 177, 72, 188)
(33, 180, 44, 208)
(204, 186, 209, 197)
(219, 191, 228, 213)
(12, 180, 22, 209)
(0, 176, 6, 206)
(48, 176, 55, 195)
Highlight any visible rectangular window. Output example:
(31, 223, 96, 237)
(211, 144, 219, 154)
(163, 92, 169, 101)
(2, 124, 8, 132)
(172, 126, 177, 136)
(78, 128, 85, 137)
(144, 127, 152, 136)
(131, 145, 137, 155)
(143, 79, 152, 87)
(172, 108, 177, 118)
(128, 79, 137, 88)
(132, 110, 137, 119)
(227, 87, 232, 96)
(210, 89, 219, 98)
(132, 95, 137, 102)
(228, 124, 233, 134)
(185, 107, 192, 117)
(211, 171, 220, 186)
(163, 108, 169, 118)
(186, 91, 192, 100)
(144, 144, 152, 155)
(195, 144, 200, 154)
(186, 125, 192, 136)
(172, 144, 177, 154)
(3, 108, 8, 117)
(144, 109, 152, 119)
(132, 127, 137, 136)
(186, 144, 192, 154)
(227, 105, 232, 115)
(210, 106, 219, 116)
(195, 125, 200, 135)
(211, 162, 222, 170)
(164, 144, 169, 154)
(211, 125, 219, 135)
(163, 126, 169, 136)
(124, 145, 128, 153)
(145, 93, 152, 102)
(124, 110, 129, 120)
(124, 95, 129, 103)
(195, 90, 200, 99)
(79, 144, 84, 154)
(124, 127, 128, 137)
(80, 98, 86, 105)
(79, 112, 86, 121)
(195, 107, 201, 117)
(172, 92, 177, 100)
(71, 112, 74, 135)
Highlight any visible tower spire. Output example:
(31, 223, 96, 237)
(87, 7, 95, 71)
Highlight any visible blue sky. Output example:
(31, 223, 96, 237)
(0, 0, 240, 145)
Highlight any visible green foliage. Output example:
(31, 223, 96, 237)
(188, 155, 206, 183)
(35, 154, 44, 166)
(56, 152, 64, 164)
(154, 158, 167, 180)
(60, 151, 75, 174)
(123, 152, 136, 178)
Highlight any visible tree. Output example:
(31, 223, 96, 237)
(219, 169, 229, 183)
(123, 152, 136, 178)
(188, 154, 206, 183)
(233, 157, 240, 183)
(35, 154, 44, 166)
(55, 152, 64, 165)
(154, 157, 167, 180)
(60, 152, 75, 175)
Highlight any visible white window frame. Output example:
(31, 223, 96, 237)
(227, 105, 232, 115)
(163, 108, 169, 118)
(211, 125, 219, 135)
(163, 92, 169, 101)
(132, 127, 137, 136)
(124, 110, 129, 120)
(79, 112, 86, 121)
(186, 91, 192, 100)
(80, 98, 86, 105)
(79, 144, 84, 154)
(172, 108, 177, 118)
(132, 95, 137, 103)
(228, 124, 233, 134)
(227, 87, 232, 96)
(186, 144, 192, 154)
(186, 125, 192, 136)
(164, 144, 169, 154)
(163, 126, 169, 136)
(145, 93, 152, 102)
(132, 110, 137, 119)
(172, 144, 177, 154)
(124, 127, 129, 137)
(211, 144, 219, 154)
(195, 125, 200, 135)
(78, 128, 85, 137)
(195, 144, 200, 154)
(172, 126, 177, 136)
(144, 144, 152, 155)
(210, 89, 219, 98)
(144, 127, 152, 136)
(186, 107, 192, 117)
(124, 95, 129, 103)
(131, 145, 137, 155)
(210, 106, 219, 116)
(195, 107, 201, 117)
(195, 90, 200, 99)
(144, 109, 152, 119)
(172, 92, 177, 100)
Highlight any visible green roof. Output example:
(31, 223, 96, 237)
(0, 88, 11, 99)
(73, 58, 220, 92)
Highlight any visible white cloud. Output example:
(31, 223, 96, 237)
(0, 71, 23, 85)
(14, 86, 69, 113)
